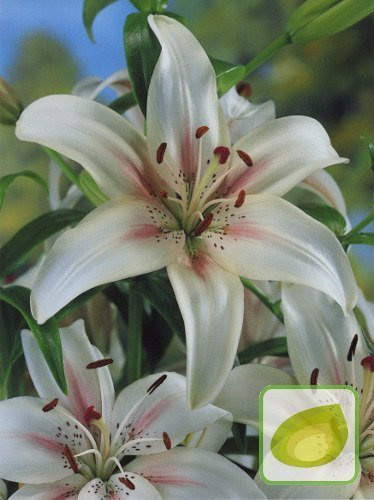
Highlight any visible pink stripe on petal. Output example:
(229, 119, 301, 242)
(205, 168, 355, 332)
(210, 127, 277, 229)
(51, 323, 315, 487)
(225, 223, 266, 240)
(126, 224, 162, 241)
(131, 395, 179, 436)
(65, 359, 94, 424)
(225, 159, 270, 195)
(18, 432, 63, 454)
(149, 475, 202, 486)
(190, 253, 211, 280)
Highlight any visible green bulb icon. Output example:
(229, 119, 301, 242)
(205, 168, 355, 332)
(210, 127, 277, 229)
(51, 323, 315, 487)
(270, 404, 348, 468)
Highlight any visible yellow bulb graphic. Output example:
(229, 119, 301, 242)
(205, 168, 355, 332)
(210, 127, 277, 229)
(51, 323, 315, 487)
(270, 404, 348, 468)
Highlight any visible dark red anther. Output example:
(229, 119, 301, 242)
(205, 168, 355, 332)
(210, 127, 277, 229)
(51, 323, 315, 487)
(194, 212, 214, 236)
(234, 190, 246, 208)
(236, 149, 253, 167)
(156, 142, 167, 164)
(163, 431, 172, 450)
(361, 356, 374, 372)
(310, 368, 319, 385)
(84, 406, 102, 426)
(213, 146, 230, 164)
(63, 444, 79, 474)
(159, 190, 168, 198)
(86, 358, 113, 369)
(119, 477, 136, 490)
(195, 125, 210, 139)
(236, 82, 252, 97)
(42, 398, 58, 412)
(4, 273, 17, 284)
(347, 334, 359, 362)
(147, 374, 167, 394)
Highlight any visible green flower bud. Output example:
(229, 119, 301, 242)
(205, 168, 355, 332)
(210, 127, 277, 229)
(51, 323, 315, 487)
(286, 0, 374, 44)
(0, 77, 23, 125)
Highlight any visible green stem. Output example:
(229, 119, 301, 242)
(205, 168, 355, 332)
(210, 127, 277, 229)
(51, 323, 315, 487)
(240, 277, 284, 324)
(343, 209, 374, 244)
(125, 288, 143, 385)
(42, 146, 82, 190)
(244, 33, 290, 77)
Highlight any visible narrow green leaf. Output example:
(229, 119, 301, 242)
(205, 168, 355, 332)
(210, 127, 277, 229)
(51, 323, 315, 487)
(0, 170, 48, 211)
(210, 57, 245, 96)
(299, 202, 346, 236)
(79, 171, 109, 206)
(0, 209, 87, 280)
(83, 0, 119, 42)
(124, 12, 161, 116)
(361, 136, 374, 173)
(238, 337, 288, 364)
(108, 91, 137, 114)
(134, 275, 185, 343)
(0, 286, 67, 394)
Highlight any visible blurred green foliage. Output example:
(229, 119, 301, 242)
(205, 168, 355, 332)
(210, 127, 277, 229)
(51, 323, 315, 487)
(0, 0, 373, 294)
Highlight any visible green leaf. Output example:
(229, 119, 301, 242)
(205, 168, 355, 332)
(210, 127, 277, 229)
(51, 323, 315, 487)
(134, 274, 185, 343)
(124, 12, 185, 116)
(238, 337, 288, 364)
(209, 57, 245, 96)
(129, 0, 168, 12)
(108, 91, 137, 114)
(0, 170, 48, 211)
(55, 285, 107, 321)
(83, 0, 119, 42)
(0, 286, 67, 394)
(79, 171, 109, 206)
(0, 209, 87, 280)
(299, 202, 346, 236)
(221, 435, 259, 456)
(124, 12, 161, 116)
(361, 137, 374, 173)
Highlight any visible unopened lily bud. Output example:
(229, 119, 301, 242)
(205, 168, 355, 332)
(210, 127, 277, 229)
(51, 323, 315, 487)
(286, 0, 374, 44)
(0, 77, 23, 125)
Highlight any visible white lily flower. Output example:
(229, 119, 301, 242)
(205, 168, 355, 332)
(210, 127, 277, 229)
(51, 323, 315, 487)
(217, 285, 373, 498)
(0, 320, 264, 499)
(16, 14, 356, 408)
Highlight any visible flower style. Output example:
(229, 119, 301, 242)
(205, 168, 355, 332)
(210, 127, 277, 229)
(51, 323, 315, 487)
(216, 285, 373, 498)
(0, 320, 265, 499)
(16, 14, 357, 408)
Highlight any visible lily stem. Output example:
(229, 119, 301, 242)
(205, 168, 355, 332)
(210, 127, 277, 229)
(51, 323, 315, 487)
(240, 277, 284, 324)
(42, 146, 83, 192)
(125, 288, 143, 385)
(244, 33, 291, 78)
(342, 208, 374, 248)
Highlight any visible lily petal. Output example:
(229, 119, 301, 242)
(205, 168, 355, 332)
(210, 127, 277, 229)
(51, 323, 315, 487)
(357, 288, 374, 343)
(16, 94, 156, 198)
(282, 284, 370, 392)
(167, 252, 244, 409)
(110, 372, 228, 457)
(72, 69, 131, 100)
(184, 413, 233, 452)
(204, 193, 357, 310)
(77, 474, 161, 499)
(127, 447, 266, 499)
(224, 116, 347, 197)
(0, 396, 91, 483)
(147, 15, 230, 188)
(11, 475, 87, 499)
(255, 470, 361, 499)
(214, 364, 296, 427)
(300, 170, 350, 228)
(220, 86, 275, 144)
(31, 197, 185, 323)
(22, 320, 114, 425)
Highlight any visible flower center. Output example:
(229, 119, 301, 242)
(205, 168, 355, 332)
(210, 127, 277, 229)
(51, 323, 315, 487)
(156, 126, 251, 242)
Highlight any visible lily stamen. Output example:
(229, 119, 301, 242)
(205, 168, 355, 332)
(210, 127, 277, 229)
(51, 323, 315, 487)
(194, 213, 214, 236)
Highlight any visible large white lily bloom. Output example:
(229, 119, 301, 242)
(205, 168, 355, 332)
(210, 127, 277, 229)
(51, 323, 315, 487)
(0, 320, 265, 499)
(217, 285, 373, 498)
(16, 14, 357, 408)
